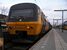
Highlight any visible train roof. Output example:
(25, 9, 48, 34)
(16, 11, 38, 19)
(10, 3, 39, 10)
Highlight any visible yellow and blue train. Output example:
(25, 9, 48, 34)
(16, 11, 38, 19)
(4, 3, 52, 40)
(63, 21, 67, 30)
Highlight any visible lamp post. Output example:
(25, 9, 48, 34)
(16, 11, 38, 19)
(53, 19, 61, 27)
(54, 9, 67, 32)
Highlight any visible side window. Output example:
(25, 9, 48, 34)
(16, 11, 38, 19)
(38, 9, 41, 17)
(41, 13, 46, 25)
(38, 9, 40, 14)
(41, 13, 44, 22)
(41, 16, 44, 23)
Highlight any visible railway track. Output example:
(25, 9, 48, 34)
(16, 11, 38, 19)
(4, 32, 48, 50)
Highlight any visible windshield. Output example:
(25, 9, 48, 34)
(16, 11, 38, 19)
(8, 9, 37, 22)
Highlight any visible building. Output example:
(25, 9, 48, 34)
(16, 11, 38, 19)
(0, 14, 7, 23)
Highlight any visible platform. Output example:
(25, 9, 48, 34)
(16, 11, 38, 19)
(29, 29, 67, 50)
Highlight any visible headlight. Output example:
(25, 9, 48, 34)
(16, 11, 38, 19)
(27, 26, 30, 29)
(27, 26, 33, 29)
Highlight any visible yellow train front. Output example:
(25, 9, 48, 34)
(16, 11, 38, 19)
(63, 21, 67, 30)
(5, 3, 51, 39)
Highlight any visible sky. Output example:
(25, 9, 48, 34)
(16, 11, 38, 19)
(0, 0, 67, 25)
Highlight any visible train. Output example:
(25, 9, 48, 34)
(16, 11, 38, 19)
(63, 21, 67, 30)
(3, 3, 52, 41)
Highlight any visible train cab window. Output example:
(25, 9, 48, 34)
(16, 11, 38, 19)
(8, 9, 38, 22)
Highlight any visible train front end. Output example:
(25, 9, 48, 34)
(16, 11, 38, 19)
(6, 3, 42, 37)
(6, 21, 42, 36)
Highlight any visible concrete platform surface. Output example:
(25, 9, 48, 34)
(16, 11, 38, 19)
(29, 29, 67, 50)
